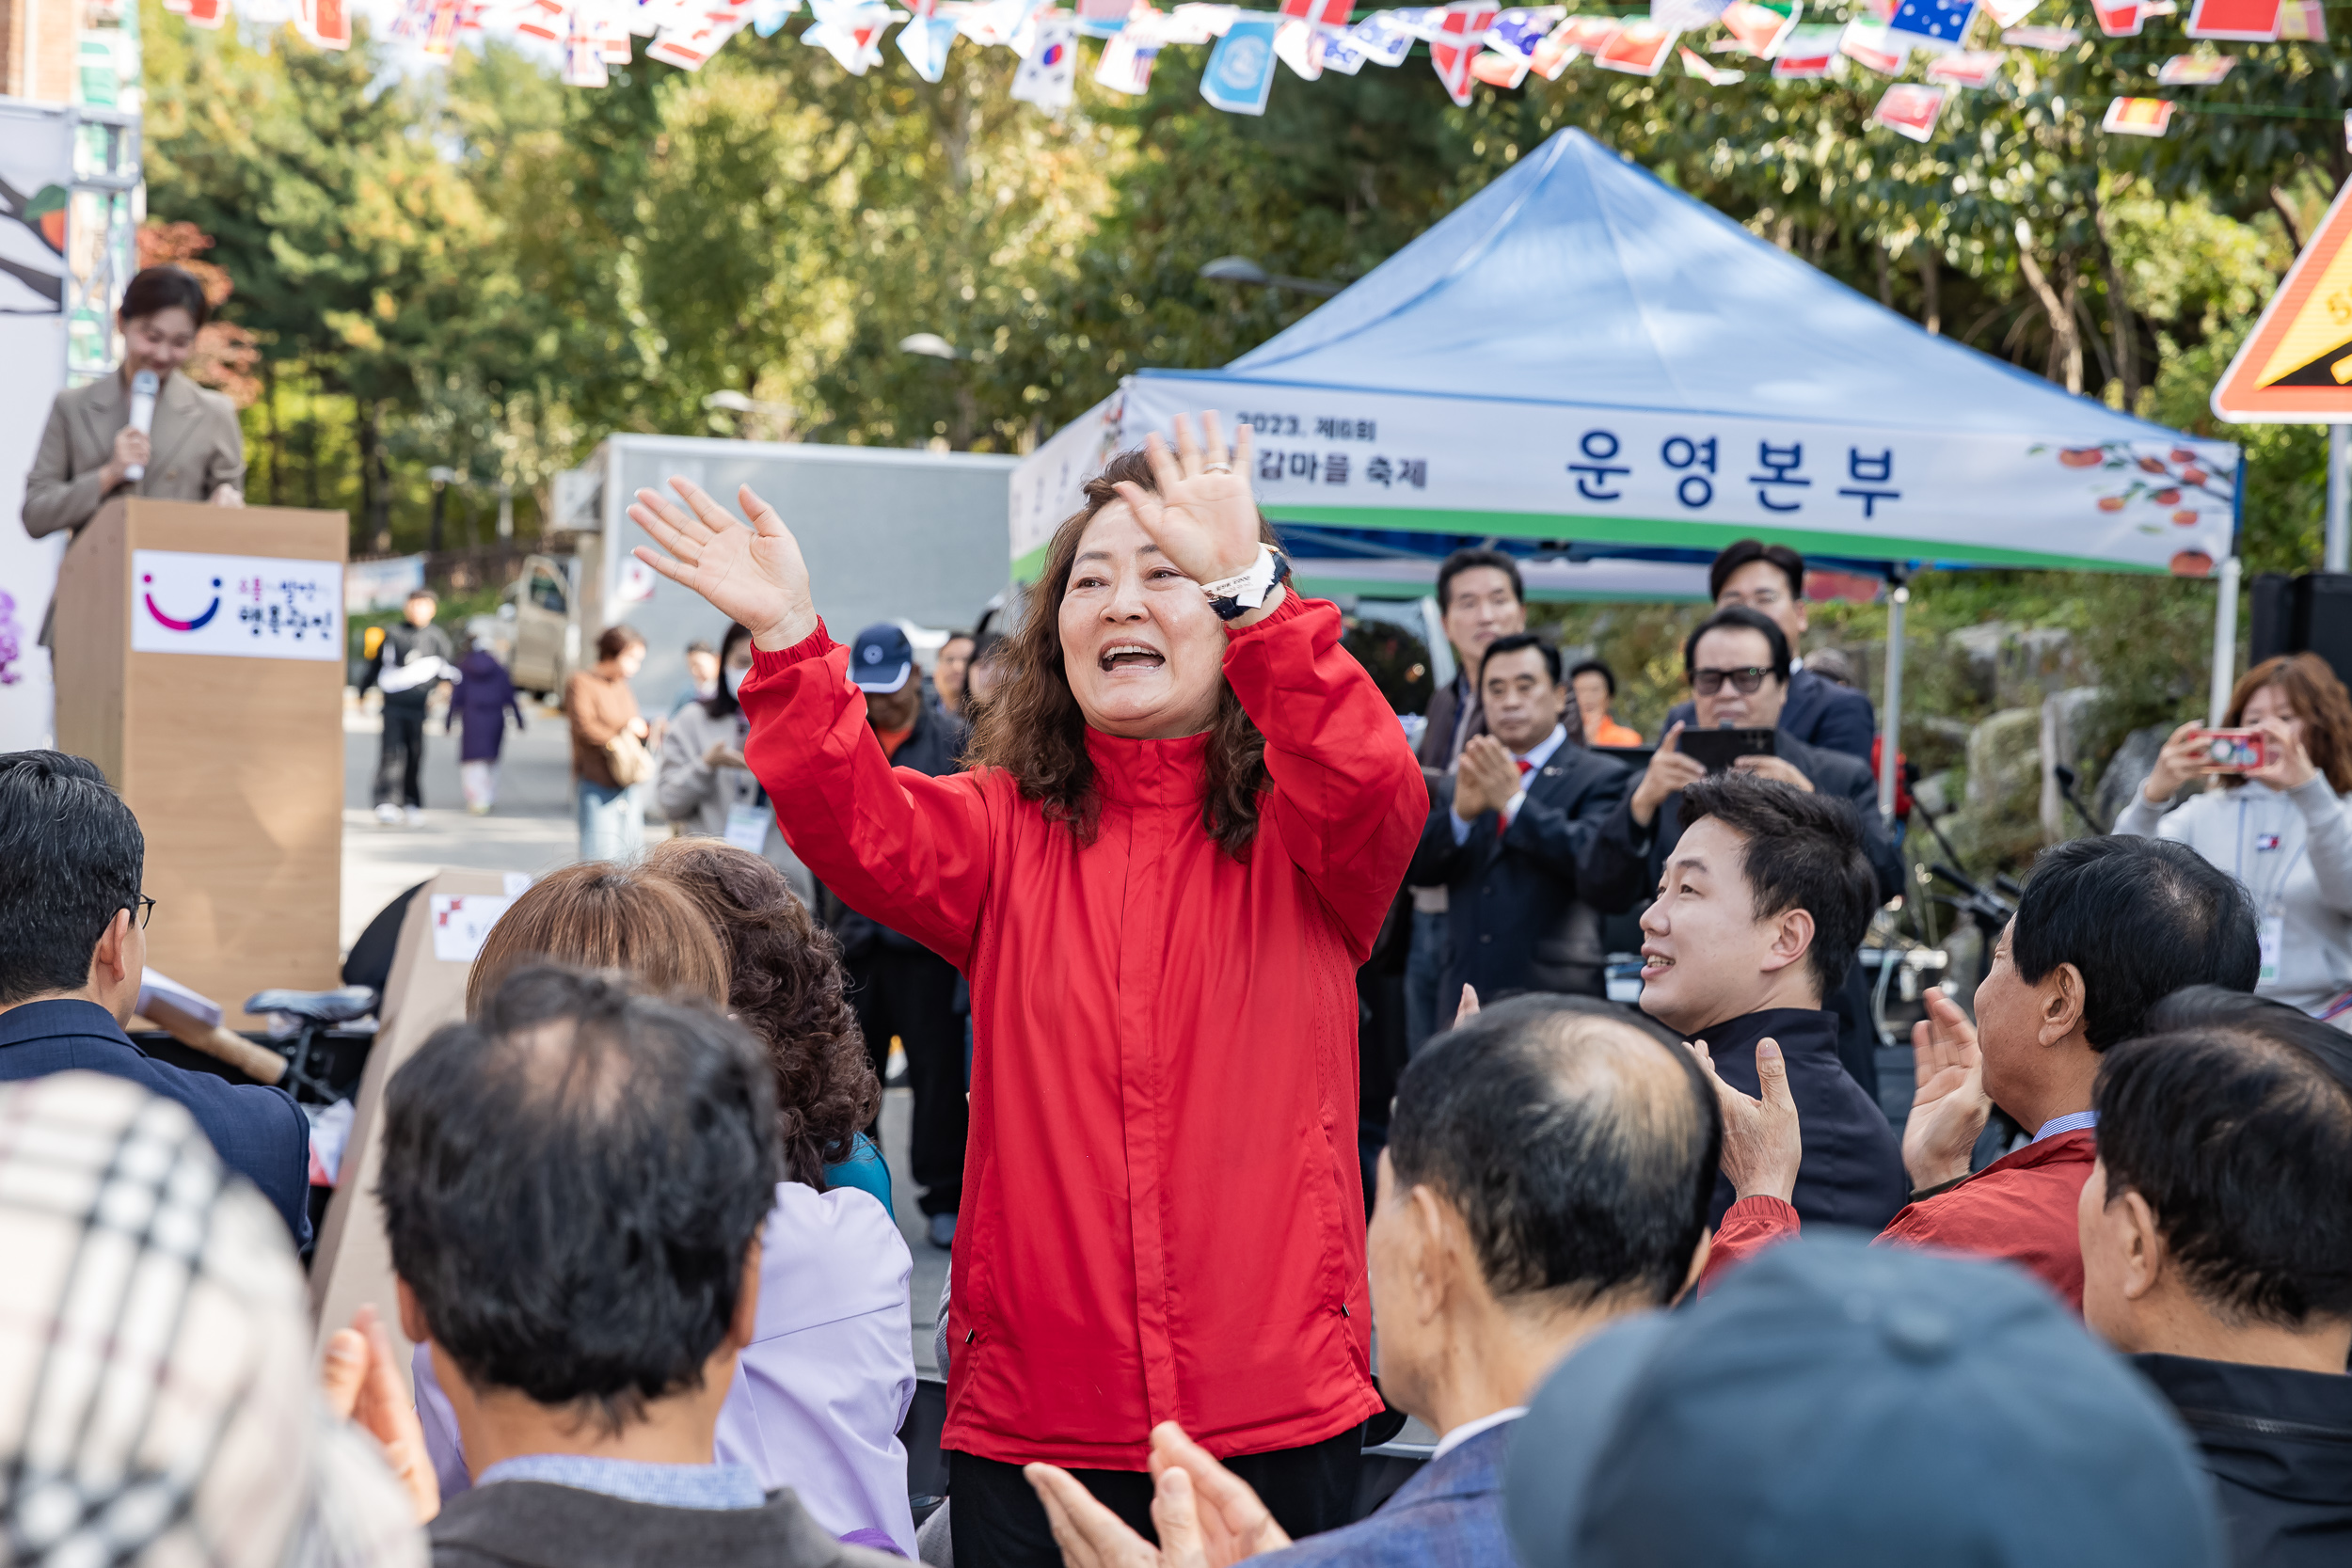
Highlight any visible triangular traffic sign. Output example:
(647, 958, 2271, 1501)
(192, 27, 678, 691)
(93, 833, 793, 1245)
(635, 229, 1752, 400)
(2213, 182, 2352, 422)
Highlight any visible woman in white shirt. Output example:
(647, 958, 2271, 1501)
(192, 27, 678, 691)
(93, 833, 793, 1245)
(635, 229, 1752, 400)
(658, 621, 817, 908)
(2112, 654, 2352, 1020)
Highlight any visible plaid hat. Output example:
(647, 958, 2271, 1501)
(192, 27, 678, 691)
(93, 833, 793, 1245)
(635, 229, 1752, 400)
(848, 624, 915, 694)
(0, 1072, 422, 1568)
(1505, 1235, 2224, 1568)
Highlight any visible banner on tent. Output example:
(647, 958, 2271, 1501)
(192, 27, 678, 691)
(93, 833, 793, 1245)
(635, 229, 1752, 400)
(1113, 375, 2241, 575)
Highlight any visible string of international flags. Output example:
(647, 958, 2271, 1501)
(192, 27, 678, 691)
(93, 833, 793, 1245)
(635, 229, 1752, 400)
(161, 0, 2335, 145)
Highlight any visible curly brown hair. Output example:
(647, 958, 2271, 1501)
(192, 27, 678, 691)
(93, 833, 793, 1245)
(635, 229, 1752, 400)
(644, 837, 879, 1190)
(2227, 653, 2352, 793)
(967, 446, 1281, 860)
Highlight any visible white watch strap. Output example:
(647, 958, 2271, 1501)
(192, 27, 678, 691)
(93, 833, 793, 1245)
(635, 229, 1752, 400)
(1201, 545, 1278, 606)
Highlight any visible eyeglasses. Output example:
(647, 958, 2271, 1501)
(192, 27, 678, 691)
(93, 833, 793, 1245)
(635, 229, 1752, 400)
(127, 895, 156, 930)
(1692, 666, 1772, 696)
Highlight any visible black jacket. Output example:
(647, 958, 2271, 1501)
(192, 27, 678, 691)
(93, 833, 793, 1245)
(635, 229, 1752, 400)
(830, 701, 967, 962)
(429, 1481, 898, 1568)
(2133, 1353, 2352, 1568)
(1686, 1007, 1909, 1231)
(374, 622, 456, 710)
(1664, 666, 1876, 764)
(1406, 736, 1630, 999)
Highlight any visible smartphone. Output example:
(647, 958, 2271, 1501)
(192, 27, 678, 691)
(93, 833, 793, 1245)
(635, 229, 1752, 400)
(2192, 728, 2272, 772)
(1678, 727, 1778, 774)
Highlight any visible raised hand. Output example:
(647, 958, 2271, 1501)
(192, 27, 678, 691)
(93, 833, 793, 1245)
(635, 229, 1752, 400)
(628, 478, 818, 652)
(1903, 988, 1990, 1190)
(2139, 721, 2208, 805)
(1454, 983, 1481, 1030)
(1686, 1037, 1802, 1203)
(1110, 415, 1275, 614)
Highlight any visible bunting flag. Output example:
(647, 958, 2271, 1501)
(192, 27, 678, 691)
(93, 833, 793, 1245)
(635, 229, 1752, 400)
(1279, 0, 1354, 20)
(1838, 19, 1908, 72)
(298, 0, 353, 47)
(750, 0, 801, 34)
(2277, 0, 2324, 38)
(1922, 46, 2001, 82)
(1885, 0, 1972, 49)
(1651, 0, 1729, 27)
(2103, 95, 2177, 134)
(958, 0, 1041, 44)
(563, 8, 612, 78)
(1557, 11, 1623, 51)
(1470, 47, 1528, 82)
(1011, 6, 1079, 101)
(1345, 8, 1419, 57)
(421, 0, 464, 54)
(2001, 21, 2077, 43)
(651, 13, 746, 66)
(1075, 0, 1131, 33)
(2091, 0, 2142, 34)
(1429, 3, 1500, 103)
(512, 0, 565, 40)
(1769, 20, 1839, 73)
(899, 10, 960, 75)
(1200, 11, 1280, 108)
(601, 15, 636, 58)
(1981, 0, 2034, 20)
(1320, 27, 1370, 64)
(183, 0, 229, 25)
(1273, 15, 1327, 72)
(1485, 5, 1564, 58)
(1871, 80, 1947, 137)
(2185, 0, 2279, 35)
(1719, 0, 1798, 55)
(2156, 52, 2233, 82)
(1527, 16, 1581, 72)
(1594, 17, 1676, 71)
(1677, 41, 1744, 79)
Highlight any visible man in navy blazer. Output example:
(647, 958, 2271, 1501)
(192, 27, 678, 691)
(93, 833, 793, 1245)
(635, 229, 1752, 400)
(1024, 993, 1723, 1568)
(1662, 540, 1874, 763)
(1407, 634, 1629, 1006)
(0, 752, 310, 1245)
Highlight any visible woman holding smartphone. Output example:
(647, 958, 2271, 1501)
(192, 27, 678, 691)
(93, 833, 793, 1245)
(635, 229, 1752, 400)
(2113, 653, 2352, 1019)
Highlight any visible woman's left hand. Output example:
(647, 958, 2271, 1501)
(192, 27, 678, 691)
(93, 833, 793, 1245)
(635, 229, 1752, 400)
(2249, 716, 2317, 792)
(1111, 413, 1266, 590)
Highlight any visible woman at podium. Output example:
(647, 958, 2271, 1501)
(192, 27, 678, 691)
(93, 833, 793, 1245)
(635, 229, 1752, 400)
(22, 267, 246, 641)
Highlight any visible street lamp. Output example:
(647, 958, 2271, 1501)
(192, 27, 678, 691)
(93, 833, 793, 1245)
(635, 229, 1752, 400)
(1198, 255, 1342, 297)
(898, 332, 961, 360)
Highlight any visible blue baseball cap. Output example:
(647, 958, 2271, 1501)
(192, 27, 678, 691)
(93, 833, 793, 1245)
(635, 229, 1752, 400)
(1505, 1235, 2224, 1568)
(849, 624, 914, 694)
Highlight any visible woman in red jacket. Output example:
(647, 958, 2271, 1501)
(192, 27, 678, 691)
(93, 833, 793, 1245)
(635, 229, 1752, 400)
(627, 415, 1426, 1566)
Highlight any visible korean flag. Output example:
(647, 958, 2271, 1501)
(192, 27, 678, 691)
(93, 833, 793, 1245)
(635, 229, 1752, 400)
(1887, 0, 1975, 50)
(1011, 8, 1079, 107)
(1201, 14, 1281, 112)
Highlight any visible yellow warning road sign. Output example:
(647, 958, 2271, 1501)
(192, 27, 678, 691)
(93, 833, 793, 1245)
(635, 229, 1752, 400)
(2214, 181, 2352, 423)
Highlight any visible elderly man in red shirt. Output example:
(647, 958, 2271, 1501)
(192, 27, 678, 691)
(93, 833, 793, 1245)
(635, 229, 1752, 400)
(1692, 834, 2260, 1309)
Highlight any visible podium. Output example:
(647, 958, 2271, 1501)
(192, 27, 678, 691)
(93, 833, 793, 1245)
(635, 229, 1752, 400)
(54, 498, 347, 1030)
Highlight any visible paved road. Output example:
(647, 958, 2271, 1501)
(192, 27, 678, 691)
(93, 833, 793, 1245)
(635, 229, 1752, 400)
(341, 697, 950, 1373)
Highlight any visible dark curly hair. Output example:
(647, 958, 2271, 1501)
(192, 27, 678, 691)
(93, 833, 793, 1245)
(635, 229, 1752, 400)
(966, 446, 1279, 860)
(645, 837, 879, 1189)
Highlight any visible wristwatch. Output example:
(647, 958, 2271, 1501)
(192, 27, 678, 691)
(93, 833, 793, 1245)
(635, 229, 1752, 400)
(1202, 546, 1292, 622)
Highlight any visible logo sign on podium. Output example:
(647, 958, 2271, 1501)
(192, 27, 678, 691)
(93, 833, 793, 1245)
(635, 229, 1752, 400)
(2213, 182, 2352, 422)
(129, 550, 344, 659)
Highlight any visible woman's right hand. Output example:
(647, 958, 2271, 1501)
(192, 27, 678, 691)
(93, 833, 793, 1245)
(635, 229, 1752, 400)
(628, 479, 818, 652)
(2142, 721, 2211, 804)
(101, 425, 151, 492)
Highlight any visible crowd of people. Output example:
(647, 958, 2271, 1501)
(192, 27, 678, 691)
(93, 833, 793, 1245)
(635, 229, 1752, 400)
(2, 410, 2348, 1567)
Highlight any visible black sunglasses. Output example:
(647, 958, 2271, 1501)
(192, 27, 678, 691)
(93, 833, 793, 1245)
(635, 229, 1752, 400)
(1692, 666, 1773, 696)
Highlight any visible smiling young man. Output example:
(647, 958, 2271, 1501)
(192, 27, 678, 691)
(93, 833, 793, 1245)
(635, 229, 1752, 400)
(1661, 541, 1874, 763)
(1694, 835, 2260, 1310)
(1634, 772, 1907, 1231)
(1407, 634, 1629, 1004)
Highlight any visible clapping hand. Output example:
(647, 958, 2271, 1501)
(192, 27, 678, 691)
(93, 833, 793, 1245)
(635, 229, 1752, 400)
(320, 1304, 440, 1523)
(628, 478, 819, 652)
(1902, 988, 1990, 1191)
(1631, 723, 1707, 827)
(1686, 1037, 1802, 1204)
(1454, 735, 1522, 821)
(1109, 415, 1282, 626)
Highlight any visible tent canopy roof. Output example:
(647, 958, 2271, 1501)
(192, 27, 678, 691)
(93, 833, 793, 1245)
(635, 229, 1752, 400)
(1198, 129, 2168, 442)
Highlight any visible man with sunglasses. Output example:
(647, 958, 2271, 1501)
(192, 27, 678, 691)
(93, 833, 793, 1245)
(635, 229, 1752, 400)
(1585, 608, 1901, 1092)
(0, 751, 310, 1245)
(1661, 541, 1876, 763)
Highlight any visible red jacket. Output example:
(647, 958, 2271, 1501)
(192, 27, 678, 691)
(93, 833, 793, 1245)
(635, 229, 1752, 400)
(739, 592, 1426, 1468)
(1697, 1128, 2099, 1309)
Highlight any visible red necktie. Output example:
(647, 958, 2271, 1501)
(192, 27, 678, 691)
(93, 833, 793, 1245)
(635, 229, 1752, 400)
(1499, 758, 1534, 836)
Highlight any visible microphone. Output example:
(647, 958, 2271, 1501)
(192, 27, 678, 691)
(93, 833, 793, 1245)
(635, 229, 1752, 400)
(123, 370, 159, 483)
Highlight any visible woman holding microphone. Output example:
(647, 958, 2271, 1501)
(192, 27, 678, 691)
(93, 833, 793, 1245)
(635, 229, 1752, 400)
(627, 415, 1425, 1568)
(23, 268, 245, 646)
(2113, 653, 2352, 1020)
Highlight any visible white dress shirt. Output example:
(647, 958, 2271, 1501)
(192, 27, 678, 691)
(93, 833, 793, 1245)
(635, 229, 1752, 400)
(1431, 1405, 1526, 1461)
(1451, 722, 1570, 845)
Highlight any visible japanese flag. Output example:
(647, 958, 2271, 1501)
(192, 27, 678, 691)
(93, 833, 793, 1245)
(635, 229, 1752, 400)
(1430, 2, 1501, 103)
(1010, 8, 1079, 106)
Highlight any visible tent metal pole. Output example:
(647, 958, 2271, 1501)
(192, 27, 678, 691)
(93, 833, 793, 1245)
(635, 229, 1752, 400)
(1879, 575, 1910, 825)
(2208, 555, 2243, 727)
(2328, 425, 2349, 574)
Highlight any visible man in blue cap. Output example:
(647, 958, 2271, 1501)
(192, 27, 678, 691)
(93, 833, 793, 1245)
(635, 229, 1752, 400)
(1506, 1235, 2226, 1568)
(835, 623, 969, 1248)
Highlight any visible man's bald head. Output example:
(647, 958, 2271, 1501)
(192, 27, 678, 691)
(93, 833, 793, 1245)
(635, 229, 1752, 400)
(1391, 996, 1723, 1312)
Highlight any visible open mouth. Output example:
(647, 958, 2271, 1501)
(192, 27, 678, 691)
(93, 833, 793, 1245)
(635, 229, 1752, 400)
(1099, 641, 1166, 673)
(1639, 948, 1675, 981)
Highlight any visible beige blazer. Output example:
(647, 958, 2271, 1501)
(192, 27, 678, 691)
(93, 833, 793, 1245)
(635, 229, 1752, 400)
(22, 368, 246, 543)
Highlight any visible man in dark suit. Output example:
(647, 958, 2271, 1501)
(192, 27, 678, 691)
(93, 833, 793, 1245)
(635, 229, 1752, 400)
(1585, 607, 1901, 1095)
(832, 624, 969, 1249)
(1410, 634, 1629, 1006)
(0, 751, 310, 1244)
(1405, 549, 1533, 1052)
(1026, 993, 1722, 1568)
(1662, 540, 1874, 763)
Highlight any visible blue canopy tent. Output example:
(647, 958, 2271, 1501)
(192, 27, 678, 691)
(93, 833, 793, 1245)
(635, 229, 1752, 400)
(1009, 128, 2244, 810)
